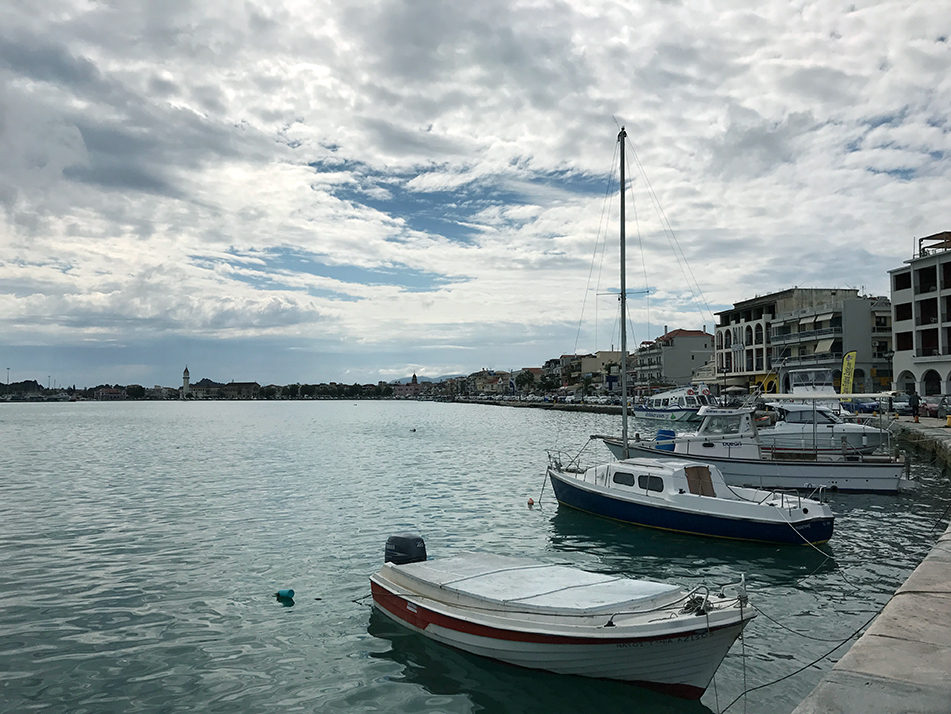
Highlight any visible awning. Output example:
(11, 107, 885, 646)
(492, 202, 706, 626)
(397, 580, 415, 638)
(799, 316, 816, 325)
(815, 313, 835, 322)
(814, 338, 836, 353)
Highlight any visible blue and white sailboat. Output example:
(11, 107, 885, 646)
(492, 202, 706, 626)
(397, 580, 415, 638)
(546, 129, 835, 545)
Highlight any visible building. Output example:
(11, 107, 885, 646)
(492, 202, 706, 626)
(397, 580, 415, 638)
(222, 381, 261, 399)
(633, 329, 713, 393)
(889, 231, 951, 395)
(392, 374, 422, 399)
(716, 288, 891, 394)
(182, 366, 190, 399)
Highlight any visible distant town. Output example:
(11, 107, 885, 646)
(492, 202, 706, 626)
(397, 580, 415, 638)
(6, 233, 951, 404)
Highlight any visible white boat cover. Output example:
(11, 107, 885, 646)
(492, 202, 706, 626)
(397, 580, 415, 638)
(384, 553, 683, 616)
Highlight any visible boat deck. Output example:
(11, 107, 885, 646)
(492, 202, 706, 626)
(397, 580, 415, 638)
(381, 553, 683, 615)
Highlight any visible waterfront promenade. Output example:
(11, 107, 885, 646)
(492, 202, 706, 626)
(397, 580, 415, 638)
(791, 416, 951, 714)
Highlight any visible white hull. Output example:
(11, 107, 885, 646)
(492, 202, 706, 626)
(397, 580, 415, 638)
(601, 438, 910, 493)
(757, 427, 887, 455)
(630, 407, 699, 422)
(370, 551, 753, 699)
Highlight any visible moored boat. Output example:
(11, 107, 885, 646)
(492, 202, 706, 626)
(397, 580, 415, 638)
(597, 405, 913, 493)
(547, 455, 834, 545)
(759, 402, 889, 455)
(369, 534, 755, 700)
(630, 384, 716, 422)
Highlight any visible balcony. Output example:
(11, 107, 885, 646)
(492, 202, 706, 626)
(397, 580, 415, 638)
(783, 352, 843, 366)
(769, 326, 842, 344)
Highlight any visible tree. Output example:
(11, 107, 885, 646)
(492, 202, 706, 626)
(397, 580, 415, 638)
(515, 371, 536, 394)
(126, 384, 146, 399)
(538, 374, 559, 392)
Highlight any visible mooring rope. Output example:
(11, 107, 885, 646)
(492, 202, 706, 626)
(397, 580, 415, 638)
(719, 609, 880, 714)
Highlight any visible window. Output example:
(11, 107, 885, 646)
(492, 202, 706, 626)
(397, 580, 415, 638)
(638, 474, 665, 492)
(613, 471, 636, 486)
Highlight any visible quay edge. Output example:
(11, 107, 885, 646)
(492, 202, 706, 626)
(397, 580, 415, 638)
(791, 416, 951, 714)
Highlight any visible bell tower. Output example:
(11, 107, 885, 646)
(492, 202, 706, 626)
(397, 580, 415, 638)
(182, 366, 190, 399)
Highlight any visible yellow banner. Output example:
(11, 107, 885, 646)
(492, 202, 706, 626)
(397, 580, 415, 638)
(841, 350, 857, 394)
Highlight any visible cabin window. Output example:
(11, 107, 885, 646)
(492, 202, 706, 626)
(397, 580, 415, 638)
(685, 396, 698, 406)
(637, 474, 665, 492)
(700, 415, 742, 435)
(662, 399, 669, 407)
(613, 471, 636, 486)
(784, 410, 839, 425)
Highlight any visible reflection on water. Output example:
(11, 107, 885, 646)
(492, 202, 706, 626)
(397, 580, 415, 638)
(546, 508, 839, 586)
(1, 401, 948, 714)
(367, 609, 713, 714)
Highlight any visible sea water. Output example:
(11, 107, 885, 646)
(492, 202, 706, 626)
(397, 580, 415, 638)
(1, 400, 948, 714)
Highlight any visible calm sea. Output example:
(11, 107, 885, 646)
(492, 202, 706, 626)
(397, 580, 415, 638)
(1, 401, 949, 714)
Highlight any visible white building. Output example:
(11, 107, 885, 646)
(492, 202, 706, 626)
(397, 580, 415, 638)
(889, 231, 951, 395)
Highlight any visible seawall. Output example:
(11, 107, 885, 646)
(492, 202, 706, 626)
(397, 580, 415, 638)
(791, 417, 951, 714)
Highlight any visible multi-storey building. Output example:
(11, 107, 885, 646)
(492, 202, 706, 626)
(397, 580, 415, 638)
(716, 288, 891, 394)
(889, 231, 951, 395)
(633, 329, 713, 393)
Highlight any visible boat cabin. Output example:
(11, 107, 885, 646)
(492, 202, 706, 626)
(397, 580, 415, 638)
(599, 461, 723, 499)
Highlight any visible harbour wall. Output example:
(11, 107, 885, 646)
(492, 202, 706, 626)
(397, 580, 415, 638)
(791, 417, 951, 714)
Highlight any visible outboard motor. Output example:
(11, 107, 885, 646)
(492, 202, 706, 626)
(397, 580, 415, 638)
(384, 533, 427, 564)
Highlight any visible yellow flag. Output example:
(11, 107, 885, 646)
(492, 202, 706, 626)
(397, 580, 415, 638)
(841, 351, 857, 394)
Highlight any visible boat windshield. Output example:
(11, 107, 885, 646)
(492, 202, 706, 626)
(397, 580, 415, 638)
(782, 408, 842, 425)
(699, 415, 745, 435)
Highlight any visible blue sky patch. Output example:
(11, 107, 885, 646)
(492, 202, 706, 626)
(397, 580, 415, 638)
(191, 248, 454, 294)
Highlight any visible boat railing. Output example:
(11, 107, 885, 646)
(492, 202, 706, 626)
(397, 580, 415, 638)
(749, 487, 815, 508)
(546, 448, 586, 473)
(757, 428, 893, 460)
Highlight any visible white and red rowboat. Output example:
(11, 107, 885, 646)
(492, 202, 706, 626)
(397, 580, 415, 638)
(369, 536, 754, 700)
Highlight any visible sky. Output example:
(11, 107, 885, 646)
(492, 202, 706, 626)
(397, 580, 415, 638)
(2, 0, 949, 389)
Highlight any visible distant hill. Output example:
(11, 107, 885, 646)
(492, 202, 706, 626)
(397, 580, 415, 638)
(390, 374, 466, 385)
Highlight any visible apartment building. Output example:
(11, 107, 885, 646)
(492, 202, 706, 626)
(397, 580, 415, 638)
(716, 288, 891, 394)
(889, 231, 951, 394)
(632, 329, 713, 394)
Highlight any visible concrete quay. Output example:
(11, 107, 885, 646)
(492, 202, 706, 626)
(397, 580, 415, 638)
(791, 417, 951, 714)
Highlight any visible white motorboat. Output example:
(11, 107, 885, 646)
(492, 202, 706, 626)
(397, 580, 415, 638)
(547, 455, 834, 545)
(630, 384, 716, 422)
(596, 406, 913, 493)
(759, 402, 889, 455)
(370, 534, 755, 700)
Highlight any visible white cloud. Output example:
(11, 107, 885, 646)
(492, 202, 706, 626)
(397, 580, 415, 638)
(1, 0, 949, 386)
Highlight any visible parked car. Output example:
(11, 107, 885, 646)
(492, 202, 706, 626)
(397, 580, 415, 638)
(937, 395, 951, 419)
(840, 398, 879, 414)
(890, 394, 913, 416)
(922, 395, 948, 418)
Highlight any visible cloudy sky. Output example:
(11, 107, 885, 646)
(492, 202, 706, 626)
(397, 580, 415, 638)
(2, 0, 949, 389)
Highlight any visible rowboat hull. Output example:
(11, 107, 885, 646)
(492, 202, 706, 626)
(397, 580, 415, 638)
(370, 553, 752, 700)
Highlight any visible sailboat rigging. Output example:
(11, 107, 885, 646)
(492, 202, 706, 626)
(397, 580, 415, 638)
(545, 130, 835, 546)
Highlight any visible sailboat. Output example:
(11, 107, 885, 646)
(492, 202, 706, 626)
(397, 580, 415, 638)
(546, 129, 835, 545)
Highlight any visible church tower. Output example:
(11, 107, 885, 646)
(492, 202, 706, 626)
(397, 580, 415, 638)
(182, 366, 190, 399)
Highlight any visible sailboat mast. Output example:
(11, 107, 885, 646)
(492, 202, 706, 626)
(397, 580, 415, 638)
(618, 127, 629, 459)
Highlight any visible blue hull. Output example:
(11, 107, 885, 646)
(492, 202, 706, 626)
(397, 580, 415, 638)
(548, 471, 833, 546)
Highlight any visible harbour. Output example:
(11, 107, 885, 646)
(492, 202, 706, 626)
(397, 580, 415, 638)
(1, 400, 949, 714)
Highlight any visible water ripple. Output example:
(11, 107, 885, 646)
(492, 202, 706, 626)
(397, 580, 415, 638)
(1, 401, 948, 714)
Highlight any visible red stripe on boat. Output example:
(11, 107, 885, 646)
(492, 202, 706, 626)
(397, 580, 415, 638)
(370, 580, 733, 646)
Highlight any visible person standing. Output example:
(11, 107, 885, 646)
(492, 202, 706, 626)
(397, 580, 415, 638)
(909, 389, 921, 423)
